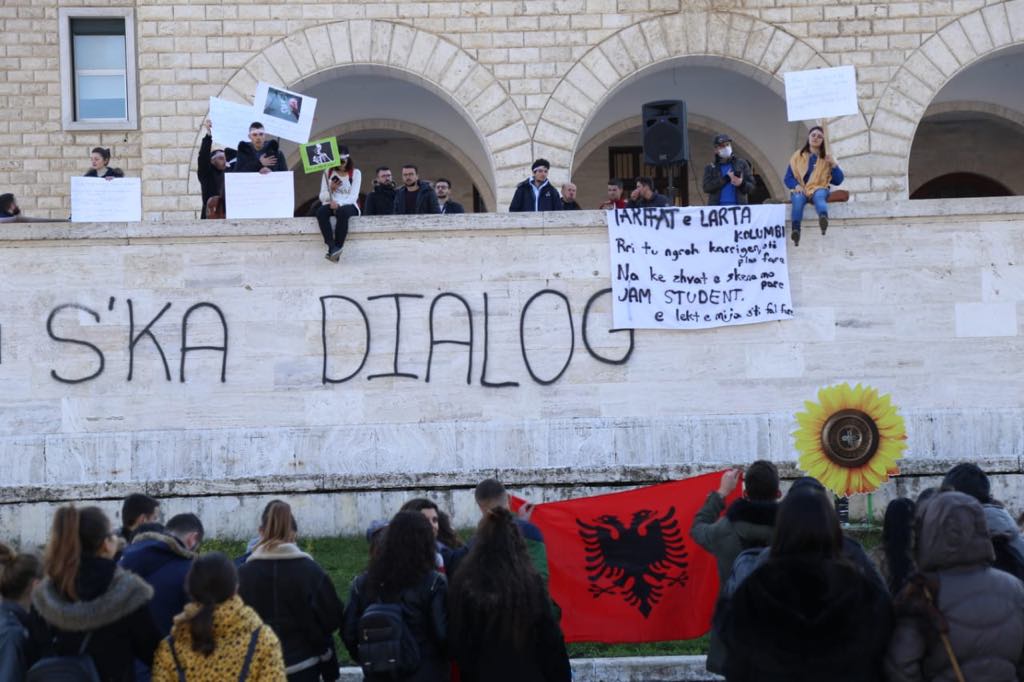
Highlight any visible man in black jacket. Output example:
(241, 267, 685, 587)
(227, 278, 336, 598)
(393, 164, 440, 214)
(233, 121, 287, 174)
(509, 159, 562, 212)
(435, 178, 465, 214)
(702, 133, 755, 206)
(627, 177, 670, 208)
(196, 119, 231, 218)
(363, 166, 396, 216)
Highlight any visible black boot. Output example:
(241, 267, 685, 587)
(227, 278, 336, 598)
(819, 214, 829, 235)
(792, 226, 801, 246)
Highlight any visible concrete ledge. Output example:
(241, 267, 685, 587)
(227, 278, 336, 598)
(336, 656, 721, 682)
(2, 196, 1024, 242)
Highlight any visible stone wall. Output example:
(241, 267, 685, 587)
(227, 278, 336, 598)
(1, 200, 1022, 544)
(2, 1, 1023, 219)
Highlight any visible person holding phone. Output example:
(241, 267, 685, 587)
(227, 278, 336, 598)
(316, 145, 360, 262)
(702, 134, 754, 207)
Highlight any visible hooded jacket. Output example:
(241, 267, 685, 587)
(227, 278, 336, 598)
(0, 601, 46, 682)
(119, 531, 196, 636)
(31, 557, 161, 681)
(363, 184, 396, 216)
(984, 503, 1024, 561)
(691, 494, 778, 673)
(151, 595, 286, 682)
(718, 555, 892, 682)
(237, 543, 344, 679)
(885, 492, 1024, 682)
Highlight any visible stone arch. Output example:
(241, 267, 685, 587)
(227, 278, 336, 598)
(871, 1, 1024, 198)
(286, 119, 496, 211)
(189, 20, 531, 210)
(572, 113, 789, 201)
(534, 12, 872, 187)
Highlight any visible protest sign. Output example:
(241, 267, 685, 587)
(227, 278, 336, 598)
(253, 82, 316, 144)
(225, 171, 295, 219)
(607, 204, 793, 329)
(784, 65, 859, 121)
(300, 137, 341, 174)
(70, 177, 142, 223)
(209, 97, 257, 148)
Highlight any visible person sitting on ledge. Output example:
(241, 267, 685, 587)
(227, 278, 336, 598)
(509, 159, 562, 212)
(84, 147, 124, 180)
(784, 125, 844, 247)
(627, 177, 670, 208)
(317, 146, 361, 263)
(234, 122, 286, 175)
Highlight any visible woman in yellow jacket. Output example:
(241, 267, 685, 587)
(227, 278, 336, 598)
(152, 552, 286, 682)
(784, 126, 844, 246)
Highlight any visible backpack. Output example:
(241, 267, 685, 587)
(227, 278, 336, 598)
(167, 626, 263, 682)
(992, 535, 1024, 582)
(357, 601, 420, 676)
(26, 632, 100, 682)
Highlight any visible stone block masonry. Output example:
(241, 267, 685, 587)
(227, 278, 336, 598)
(0, 201, 1022, 544)
(1, 1, 1023, 218)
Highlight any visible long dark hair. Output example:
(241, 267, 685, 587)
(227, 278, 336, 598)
(0, 543, 42, 600)
(882, 498, 916, 595)
(799, 126, 827, 158)
(437, 510, 463, 549)
(449, 507, 547, 651)
(365, 511, 436, 600)
(43, 505, 111, 600)
(256, 500, 296, 551)
(770, 490, 843, 560)
(185, 553, 238, 656)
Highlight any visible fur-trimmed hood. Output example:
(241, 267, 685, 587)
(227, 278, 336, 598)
(246, 542, 313, 562)
(125, 531, 195, 559)
(32, 565, 154, 632)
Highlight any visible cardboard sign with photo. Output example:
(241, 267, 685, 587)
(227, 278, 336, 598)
(253, 82, 317, 144)
(300, 137, 341, 174)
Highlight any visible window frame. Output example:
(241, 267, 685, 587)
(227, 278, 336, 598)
(58, 7, 138, 131)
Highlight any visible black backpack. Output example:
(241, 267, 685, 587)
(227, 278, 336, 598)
(357, 601, 420, 677)
(26, 632, 100, 682)
(992, 535, 1024, 582)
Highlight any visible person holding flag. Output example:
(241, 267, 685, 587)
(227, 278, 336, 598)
(689, 461, 780, 675)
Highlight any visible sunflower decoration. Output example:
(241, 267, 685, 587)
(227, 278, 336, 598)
(793, 383, 908, 497)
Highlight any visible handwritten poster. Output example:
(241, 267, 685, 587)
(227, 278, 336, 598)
(784, 65, 859, 121)
(607, 205, 793, 330)
(209, 97, 257, 148)
(225, 171, 295, 219)
(70, 177, 142, 223)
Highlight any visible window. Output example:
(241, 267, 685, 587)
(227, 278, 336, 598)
(59, 8, 137, 131)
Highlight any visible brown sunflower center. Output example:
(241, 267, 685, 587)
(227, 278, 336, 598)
(820, 409, 880, 468)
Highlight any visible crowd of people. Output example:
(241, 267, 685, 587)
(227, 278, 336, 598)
(1, 462, 1022, 681)
(0, 479, 571, 682)
(691, 460, 1024, 681)
(3, 124, 844, 253)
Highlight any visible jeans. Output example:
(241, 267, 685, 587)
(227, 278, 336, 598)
(316, 203, 358, 250)
(791, 188, 829, 228)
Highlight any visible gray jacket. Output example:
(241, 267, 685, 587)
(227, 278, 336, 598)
(884, 492, 1024, 682)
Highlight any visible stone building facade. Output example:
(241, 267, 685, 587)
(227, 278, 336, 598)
(2, 0, 1023, 218)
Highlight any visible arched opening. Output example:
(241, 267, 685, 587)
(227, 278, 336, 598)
(279, 66, 496, 214)
(910, 172, 1012, 200)
(909, 45, 1024, 199)
(570, 59, 803, 209)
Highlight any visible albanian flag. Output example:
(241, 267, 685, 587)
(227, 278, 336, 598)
(514, 472, 735, 643)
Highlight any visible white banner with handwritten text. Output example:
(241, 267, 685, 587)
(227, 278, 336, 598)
(607, 205, 794, 329)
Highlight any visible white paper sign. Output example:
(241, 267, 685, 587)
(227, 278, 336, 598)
(253, 82, 316, 144)
(784, 65, 859, 121)
(209, 97, 257, 148)
(607, 205, 793, 329)
(70, 177, 142, 222)
(225, 171, 295, 219)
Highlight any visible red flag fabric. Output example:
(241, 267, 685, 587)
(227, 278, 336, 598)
(513, 472, 738, 643)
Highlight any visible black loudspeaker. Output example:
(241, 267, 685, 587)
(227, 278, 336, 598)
(642, 100, 688, 166)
